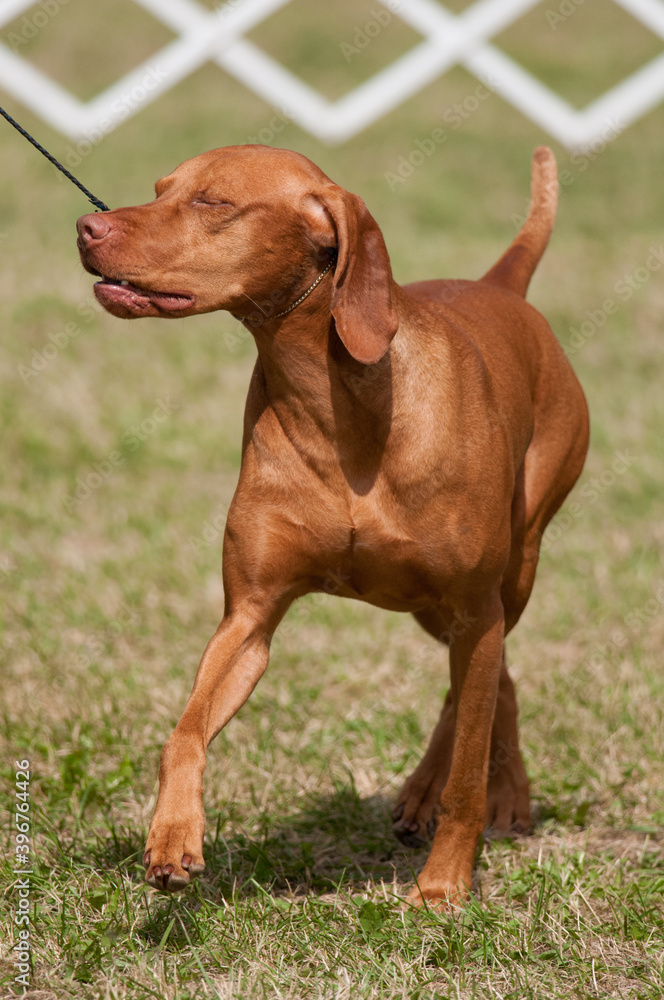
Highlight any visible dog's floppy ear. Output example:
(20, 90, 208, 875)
(303, 187, 399, 364)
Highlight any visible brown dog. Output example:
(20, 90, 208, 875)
(76, 144, 588, 906)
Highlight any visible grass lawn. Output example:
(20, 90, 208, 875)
(1, 1, 663, 997)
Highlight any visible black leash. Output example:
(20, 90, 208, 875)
(0, 105, 109, 212)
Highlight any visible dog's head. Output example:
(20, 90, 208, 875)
(77, 145, 398, 364)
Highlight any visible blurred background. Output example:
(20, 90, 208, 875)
(0, 1, 663, 996)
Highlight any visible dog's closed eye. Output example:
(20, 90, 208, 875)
(192, 193, 234, 208)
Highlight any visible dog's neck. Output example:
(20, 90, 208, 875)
(250, 290, 392, 407)
(244, 289, 396, 491)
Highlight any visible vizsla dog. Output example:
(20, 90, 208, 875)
(76, 144, 588, 907)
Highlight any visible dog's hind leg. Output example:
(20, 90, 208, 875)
(392, 631, 530, 846)
(405, 590, 505, 905)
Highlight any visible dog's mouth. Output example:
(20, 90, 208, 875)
(93, 275, 196, 318)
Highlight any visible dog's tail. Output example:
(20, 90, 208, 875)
(481, 146, 558, 298)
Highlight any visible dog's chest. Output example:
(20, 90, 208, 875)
(310, 486, 502, 611)
(239, 395, 514, 609)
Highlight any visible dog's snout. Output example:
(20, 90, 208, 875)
(77, 213, 111, 246)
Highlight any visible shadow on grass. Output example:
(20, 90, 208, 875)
(44, 782, 552, 889)
(39, 781, 554, 954)
(204, 784, 430, 898)
(80, 783, 429, 901)
(96, 785, 548, 897)
(32, 784, 427, 949)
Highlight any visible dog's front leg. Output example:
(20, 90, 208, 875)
(143, 598, 289, 891)
(408, 590, 504, 908)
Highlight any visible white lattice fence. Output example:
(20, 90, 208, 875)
(1, 0, 664, 148)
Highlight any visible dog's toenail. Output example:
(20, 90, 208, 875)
(163, 865, 174, 875)
(153, 866, 161, 877)
(181, 854, 192, 868)
(408, 821, 420, 832)
(143, 851, 151, 867)
(392, 805, 404, 821)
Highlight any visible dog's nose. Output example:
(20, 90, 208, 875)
(77, 213, 111, 245)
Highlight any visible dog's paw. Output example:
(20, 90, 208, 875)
(484, 752, 532, 838)
(391, 769, 445, 849)
(404, 876, 469, 912)
(143, 819, 205, 892)
(391, 801, 438, 849)
(402, 812, 479, 912)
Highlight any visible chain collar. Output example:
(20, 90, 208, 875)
(272, 255, 336, 318)
(239, 255, 336, 324)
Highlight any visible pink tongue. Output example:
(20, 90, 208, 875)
(149, 291, 187, 308)
(100, 280, 191, 311)
(103, 280, 149, 300)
